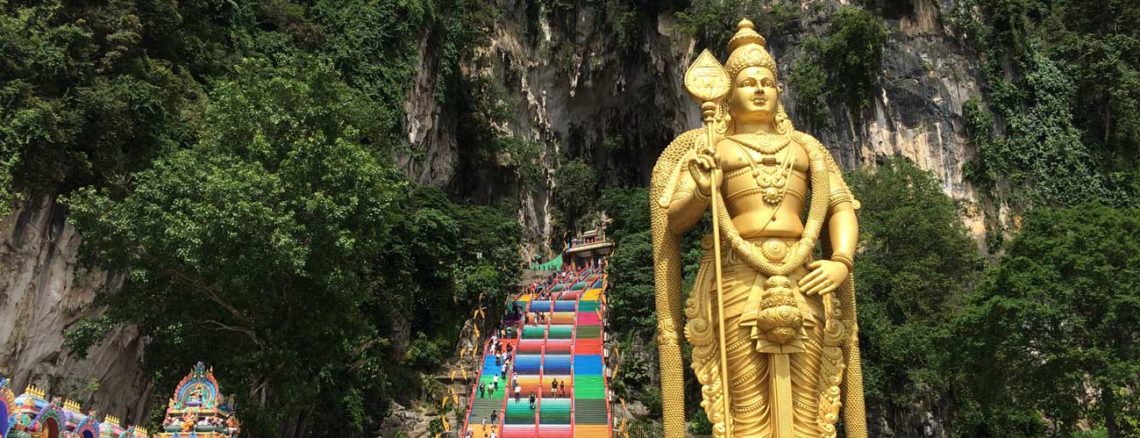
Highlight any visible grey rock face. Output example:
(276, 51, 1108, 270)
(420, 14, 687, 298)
(0, 197, 152, 426)
(399, 0, 988, 253)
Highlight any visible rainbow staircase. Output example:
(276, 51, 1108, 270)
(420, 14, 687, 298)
(463, 267, 612, 437)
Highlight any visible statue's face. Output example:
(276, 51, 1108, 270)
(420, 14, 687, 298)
(728, 66, 779, 125)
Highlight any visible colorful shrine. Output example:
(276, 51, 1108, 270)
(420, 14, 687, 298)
(2, 361, 239, 438)
(156, 363, 239, 438)
(0, 378, 148, 438)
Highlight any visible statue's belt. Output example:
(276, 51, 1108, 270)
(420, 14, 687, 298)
(701, 235, 803, 266)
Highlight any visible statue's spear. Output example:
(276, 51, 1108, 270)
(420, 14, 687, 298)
(684, 49, 733, 436)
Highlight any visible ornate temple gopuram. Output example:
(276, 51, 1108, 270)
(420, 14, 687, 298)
(2, 363, 238, 438)
(155, 363, 239, 438)
(0, 377, 149, 438)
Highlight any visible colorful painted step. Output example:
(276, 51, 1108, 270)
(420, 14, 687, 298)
(502, 424, 537, 438)
(522, 326, 546, 339)
(574, 399, 609, 424)
(576, 324, 601, 339)
(544, 354, 572, 374)
(539, 398, 572, 424)
(572, 376, 606, 399)
(574, 339, 603, 355)
(505, 398, 535, 424)
(577, 312, 601, 325)
(514, 355, 543, 373)
(537, 424, 572, 438)
(574, 424, 610, 437)
(548, 325, 574, 339)
(466, 269, 613, 437)
(551, 312, 576, 324)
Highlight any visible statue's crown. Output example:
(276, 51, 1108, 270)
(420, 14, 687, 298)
(725, 19, 777, 80)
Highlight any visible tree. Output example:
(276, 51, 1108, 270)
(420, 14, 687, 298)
(847, 158, 985, 433)
(65, 57, 405, 436)
(552, 158, 598, 232)
(952, 205, 1140, 437)
(597, 187, 649, 241)
(608, 231, 657, 335)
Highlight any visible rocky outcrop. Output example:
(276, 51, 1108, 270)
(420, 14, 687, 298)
(398, 0, 986, 249)
(0, 197, 151, 425)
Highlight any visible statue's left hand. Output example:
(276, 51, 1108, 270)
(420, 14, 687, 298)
(799, 260, 849, 295)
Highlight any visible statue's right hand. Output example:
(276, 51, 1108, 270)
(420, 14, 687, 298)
(688, 147, 721, 197)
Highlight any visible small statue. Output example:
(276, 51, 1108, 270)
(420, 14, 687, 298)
(187, 384, 205, 406)
(651, 19, 866, 438)
(180, 411, 197, 432)
(225, 416, 240, 437)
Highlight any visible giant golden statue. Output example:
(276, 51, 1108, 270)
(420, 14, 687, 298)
(650, 19, 866, 438)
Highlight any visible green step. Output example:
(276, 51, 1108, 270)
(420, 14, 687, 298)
(576, 324, 601, 339)
(522, 326, 546, 339)
(548, 325, 574, 339)
(573, 376, 606, 399)
(505, 399, 535, 424)
(538, 398, 572, 424)
(469, 398, 503, 422)
(578, 301, 599, 312)
(478, 377, 506, 399)
(573, 399, 609, 424)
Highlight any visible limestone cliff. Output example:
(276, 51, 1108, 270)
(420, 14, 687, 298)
(401, 0, 988, 256)
(0, 198, 152, 426)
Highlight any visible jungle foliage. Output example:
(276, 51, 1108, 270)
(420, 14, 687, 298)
(0, 0, 515, 437)
(954, 0, 1140, 206)
(790, 7, 889, 128)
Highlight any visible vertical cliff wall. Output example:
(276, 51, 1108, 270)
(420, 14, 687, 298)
(400, 0, 987, 255)
(0, 198, 152, 426)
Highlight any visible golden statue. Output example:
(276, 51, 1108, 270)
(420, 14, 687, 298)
(650, 19, 866, 438)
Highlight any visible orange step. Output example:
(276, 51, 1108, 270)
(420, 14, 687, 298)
(574, 424, 609, 437)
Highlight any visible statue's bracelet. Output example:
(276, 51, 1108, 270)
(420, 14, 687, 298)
(830, 254, 855, 271)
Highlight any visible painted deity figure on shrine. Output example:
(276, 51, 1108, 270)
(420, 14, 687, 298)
(651, 19, 866, 438)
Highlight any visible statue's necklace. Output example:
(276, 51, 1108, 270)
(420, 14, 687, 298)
(730, 133, 791, 155)
(728, 136, 795, 206)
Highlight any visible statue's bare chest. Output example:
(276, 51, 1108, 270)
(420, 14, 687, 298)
(718, 135, 809, 182)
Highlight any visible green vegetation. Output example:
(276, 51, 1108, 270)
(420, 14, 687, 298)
(0, 0, 514, 436)
(847, 159, 984, 426)
(953, 0, 1140, 206)
(789, 6, 889, 127)
(675, 0, 800, 58)
(951, 205, 1140, 437)
(64, 58, 520, 436)
(552, 158, 599, 231)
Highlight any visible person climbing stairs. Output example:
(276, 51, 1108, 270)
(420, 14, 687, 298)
(462, 265, 613, 437)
